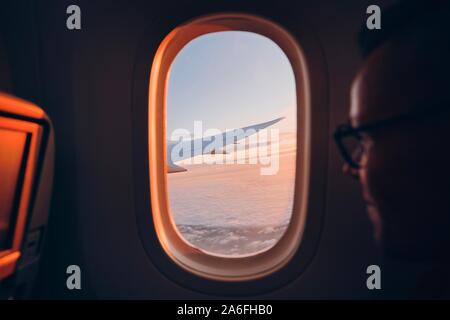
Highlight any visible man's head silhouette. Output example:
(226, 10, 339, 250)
(335, 0, 450, 262)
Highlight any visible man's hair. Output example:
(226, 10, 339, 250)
(358, 0, 450, 58)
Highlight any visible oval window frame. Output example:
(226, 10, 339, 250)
(149, 13, 311, 281)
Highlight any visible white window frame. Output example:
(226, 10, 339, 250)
(148, 13, 311, 281)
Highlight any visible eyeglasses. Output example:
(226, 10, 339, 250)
(334, 103, 450, 169)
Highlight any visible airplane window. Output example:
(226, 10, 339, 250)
(166, 31, 297, 257)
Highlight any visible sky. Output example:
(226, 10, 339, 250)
(166, 31, 297, 139)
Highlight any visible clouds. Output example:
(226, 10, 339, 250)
(176, 224, 287, 256)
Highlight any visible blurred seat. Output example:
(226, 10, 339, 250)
(0, 93, 54, 298)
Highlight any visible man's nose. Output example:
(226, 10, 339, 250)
(342, 148, 361, 180)
(342, 162, 360, 180)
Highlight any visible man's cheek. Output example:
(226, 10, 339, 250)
(367, 143, 402, 198)
(365, 143, 412, 228)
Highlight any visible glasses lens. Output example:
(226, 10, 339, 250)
(341, 134, 362, 168)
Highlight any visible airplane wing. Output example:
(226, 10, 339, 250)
(167, 161, 188, 173)
(166, 117, 285, 173)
